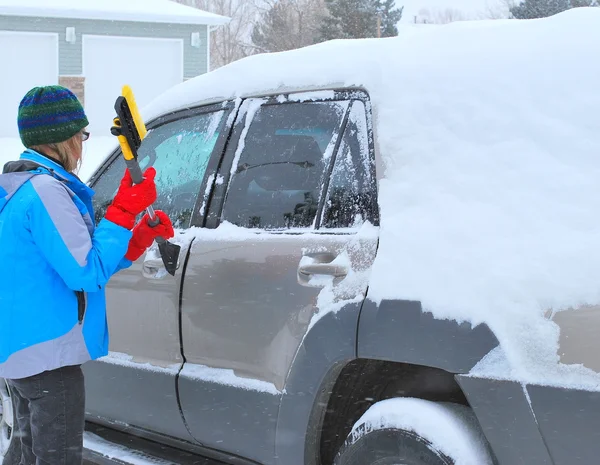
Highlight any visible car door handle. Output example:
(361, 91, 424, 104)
(298, 263, 348, 287)
(143, 259, 169, 280)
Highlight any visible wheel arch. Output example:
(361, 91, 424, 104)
(277, 297, 500, 465)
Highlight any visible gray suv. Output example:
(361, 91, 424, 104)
(1, 87, 598, 465)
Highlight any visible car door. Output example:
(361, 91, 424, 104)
(178, 92, 380, 463)
(83, 103, 233, 440)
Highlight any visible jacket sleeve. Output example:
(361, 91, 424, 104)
(27, 176, 133, 292)
(114, 257, 133, 273)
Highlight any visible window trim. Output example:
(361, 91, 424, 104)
(87, 101, 236, 229)
(206, 88, 379, 232)
(314, 104, 351, 230)
(318, 99, 380, 230)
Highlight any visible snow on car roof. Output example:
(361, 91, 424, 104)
(147, 8, 600, 389)
(0, 0, 230, 26)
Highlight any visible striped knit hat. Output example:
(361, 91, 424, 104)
(18, 85, 89, 147)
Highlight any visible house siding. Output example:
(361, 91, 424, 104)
(0, 16, 208, 78)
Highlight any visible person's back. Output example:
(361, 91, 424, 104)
(0, 154, 117, 379)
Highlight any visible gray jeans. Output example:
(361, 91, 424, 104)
(7, 365, 85, 465)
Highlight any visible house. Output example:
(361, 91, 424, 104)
(0, 0, 229, 137)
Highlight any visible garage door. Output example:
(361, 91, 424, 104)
(83, 35, 184, 136)
(0, 32, 58, 138)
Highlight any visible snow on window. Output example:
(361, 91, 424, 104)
(229, 98, 265, 176)
(321, 100, 376, 229)
(198, 173, 215, 217)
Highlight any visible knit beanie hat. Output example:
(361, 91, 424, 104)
(18, 85, 89, 147)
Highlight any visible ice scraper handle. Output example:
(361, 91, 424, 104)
(125, 155, 176, 267)
(124, 158, 161, 230)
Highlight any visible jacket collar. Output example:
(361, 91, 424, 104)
(19, 150, 95, 200)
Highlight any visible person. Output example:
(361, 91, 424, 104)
(0, 85, 174, 464)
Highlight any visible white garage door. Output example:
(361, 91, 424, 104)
(0, 32, 58, 138)
(83, 35, 184, 136)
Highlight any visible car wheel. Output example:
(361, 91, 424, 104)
(0, 379, 20, 465)
(334, 398, 494, 465)
(335, 427, 453, 465)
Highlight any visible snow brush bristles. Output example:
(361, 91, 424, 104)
(122, 85, 147, 141)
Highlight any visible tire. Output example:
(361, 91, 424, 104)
(334, 398, 494, 465)
(0, 379, 20, 465)
(335, 427, 454, 465)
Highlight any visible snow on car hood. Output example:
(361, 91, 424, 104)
(143, 9, 600, 389)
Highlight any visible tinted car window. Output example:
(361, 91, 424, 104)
(221, 101, 349, 230)
(322, 100, 377, 228)
(92, 110, 225, 228)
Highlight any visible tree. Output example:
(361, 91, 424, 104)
(378, 0, 404, 36)
(319, 0, 403, 41)
(484, 0, 516, 19)
(251, 0, 326, 53)
(510, 0, 597, 19)
(172, 0, 259, 69)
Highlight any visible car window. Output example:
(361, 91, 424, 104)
(321, 100, 377, 229)
(92, 110, 226, 229)
(221, 100, 349, 230)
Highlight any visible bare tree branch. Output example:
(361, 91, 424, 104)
(251, 0, 327, 53)
(173, 0, 261, 69)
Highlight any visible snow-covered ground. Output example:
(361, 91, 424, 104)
(0, 136, 117, 182)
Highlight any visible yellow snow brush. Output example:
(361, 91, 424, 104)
(110, 85, 180, 276)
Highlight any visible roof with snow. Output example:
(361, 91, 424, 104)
(144, 8, 600, 389)
(0, 0, 230, 26)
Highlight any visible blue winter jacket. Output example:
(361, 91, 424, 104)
(0, 150, 132, 379)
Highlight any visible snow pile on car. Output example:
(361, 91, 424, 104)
(144, 8, 600, 388)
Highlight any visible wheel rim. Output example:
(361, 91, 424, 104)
(0, 379, 14, 457)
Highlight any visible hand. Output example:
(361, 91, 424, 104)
(105, 167, 157, 229)
(125, 210, 175, 262)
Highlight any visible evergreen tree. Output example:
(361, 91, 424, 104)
(510, 0, 596, 19)
(378, 0, 403, 37)
(319, 0, 403, 41)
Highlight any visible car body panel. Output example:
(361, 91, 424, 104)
(276, 303, 362, 465)
(456, 376, 553, 465)
(358, 299, 499, 374)
(83, 248, 189, 439)
(527, 384, 600, 465)
(552, 305, 600, 372)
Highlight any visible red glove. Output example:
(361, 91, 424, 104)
(105, 167, 158, 230)
(125, 210, 175, 262)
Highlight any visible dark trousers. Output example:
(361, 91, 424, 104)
(7, 365, 85, 465)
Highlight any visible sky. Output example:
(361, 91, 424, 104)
(398, 0, 508, 22)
